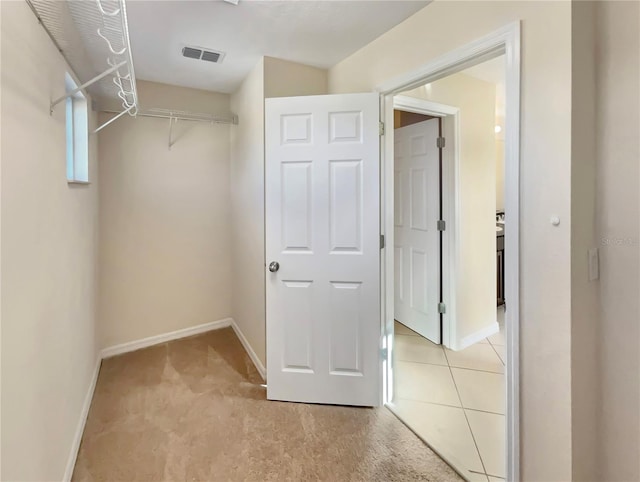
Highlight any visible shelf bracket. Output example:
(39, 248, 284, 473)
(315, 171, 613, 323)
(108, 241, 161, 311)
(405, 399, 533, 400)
(93, 104, 134, 134)
(97, 28, 126, 55)
(95, 0, 120, 16)
(168, 117, 176, 150)
(50, 60, 127, 113)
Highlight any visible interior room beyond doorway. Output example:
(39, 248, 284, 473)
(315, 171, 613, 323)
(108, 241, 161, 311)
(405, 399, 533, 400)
(389, 54, 507, 482)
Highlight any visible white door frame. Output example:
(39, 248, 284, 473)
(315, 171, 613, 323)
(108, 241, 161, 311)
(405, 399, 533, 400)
(377, 22, 521, 481)
(393, 95, 460, 351)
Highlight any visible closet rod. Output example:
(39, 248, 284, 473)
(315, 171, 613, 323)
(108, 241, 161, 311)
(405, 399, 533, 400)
(101, 109, 238, 125)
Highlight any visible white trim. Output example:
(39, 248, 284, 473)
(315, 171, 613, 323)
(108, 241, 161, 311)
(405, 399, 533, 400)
(100, 318, 232, 359)
(457, 322, 500, 351)
(393, 95, 458, 117)
(99, 319, 266, 382)
(441, 112, 461, 350)
(230, 319, 267, 382)
(381, 94, 395, 406)
(376, 23, 513, 96)
(63, 356, 101, 482)
(502, 22, 522, 482)
(377, 21, 521, 482)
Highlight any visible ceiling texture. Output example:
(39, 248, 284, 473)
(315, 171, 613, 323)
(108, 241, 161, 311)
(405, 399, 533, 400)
(127, 0, 429, 94)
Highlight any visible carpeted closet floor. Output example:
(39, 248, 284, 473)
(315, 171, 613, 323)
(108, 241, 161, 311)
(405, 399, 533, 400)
(72, 327, 462, 481)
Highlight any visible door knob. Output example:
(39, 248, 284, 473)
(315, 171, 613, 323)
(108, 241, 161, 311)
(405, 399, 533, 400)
(268, 261, 280, 272)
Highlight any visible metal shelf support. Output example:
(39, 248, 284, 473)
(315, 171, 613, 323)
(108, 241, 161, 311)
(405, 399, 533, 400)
(168, 117, 176, 150)
(94, 104, 135, 133)
(50, 60, 127, 113)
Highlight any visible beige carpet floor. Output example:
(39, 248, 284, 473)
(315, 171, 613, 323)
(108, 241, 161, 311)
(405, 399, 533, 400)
(73, 327, 462, 481)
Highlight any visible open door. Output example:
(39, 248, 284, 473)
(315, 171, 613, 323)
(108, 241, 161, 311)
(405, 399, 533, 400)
(393, 118, 441, 343)
(265, 93, 380, 407)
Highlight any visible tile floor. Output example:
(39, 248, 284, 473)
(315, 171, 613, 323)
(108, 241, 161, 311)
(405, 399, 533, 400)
(391, 306, 506, 482)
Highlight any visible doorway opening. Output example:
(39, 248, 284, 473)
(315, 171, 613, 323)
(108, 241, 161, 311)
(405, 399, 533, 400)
(378, 23, 520, 482)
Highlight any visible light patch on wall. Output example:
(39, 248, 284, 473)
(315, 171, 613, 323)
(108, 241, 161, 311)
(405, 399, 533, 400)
(65, 72, 89, 183)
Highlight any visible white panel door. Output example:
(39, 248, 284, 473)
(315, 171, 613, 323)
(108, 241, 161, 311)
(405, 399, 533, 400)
(394, 118, 441, 343)
(265, 93, 380, 406)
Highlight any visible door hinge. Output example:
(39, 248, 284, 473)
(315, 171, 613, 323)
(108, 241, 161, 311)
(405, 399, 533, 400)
(437, 219, 446, 231)
(438, 303, 447, 314)
(379, 121, 385, 136)
(437, 137, 446, 148)
(381, 346, 388, 361)
(380, 234, 385, 249)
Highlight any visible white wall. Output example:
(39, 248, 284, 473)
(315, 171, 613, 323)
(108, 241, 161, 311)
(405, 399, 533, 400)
(0, 2, 99, 480)
(230, 58, 327, 367)
(98, 80, 232, 348)
(595, 2, 640, 480)
(329, 3, 573, 479)
(230, 59, 267, 365)
(402, 73, 497, 347)
(570, 3, 600, 479)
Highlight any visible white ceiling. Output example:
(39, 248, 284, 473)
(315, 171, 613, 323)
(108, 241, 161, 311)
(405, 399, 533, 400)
(126, 0, 429, 94)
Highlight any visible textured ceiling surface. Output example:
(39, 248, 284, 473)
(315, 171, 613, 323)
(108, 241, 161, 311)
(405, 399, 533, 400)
(126, 0, 429, 93)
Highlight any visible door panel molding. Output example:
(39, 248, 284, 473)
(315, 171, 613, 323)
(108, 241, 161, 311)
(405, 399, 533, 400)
(265, 93, 381, 407)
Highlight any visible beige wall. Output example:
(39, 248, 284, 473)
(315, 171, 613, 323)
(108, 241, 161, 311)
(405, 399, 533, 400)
(402, 73, 497, 346)
(595, 1, 640, 480)
(264, 57, 328, 98)
(230, 58, 328, 367)
(496, 138, 505, 211)
(230, 59, 267, 365)
(570, 2, 600, 480)
(98, 80, 232, 348)
(0, 2, 99, 480)
(329, 2, 573, 479)
(0, 3, 3, 476)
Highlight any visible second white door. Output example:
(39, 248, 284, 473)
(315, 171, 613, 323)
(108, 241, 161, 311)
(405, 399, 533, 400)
(394, 118, 441, 343)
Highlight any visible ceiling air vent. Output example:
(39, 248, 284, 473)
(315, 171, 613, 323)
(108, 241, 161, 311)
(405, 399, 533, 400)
(201, 50, 221, 63)
(182, 46, 225, 64)
(182, 47, 202, 59)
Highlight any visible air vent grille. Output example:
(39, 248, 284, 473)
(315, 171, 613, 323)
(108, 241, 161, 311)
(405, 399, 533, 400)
(201, 50, 221, 63)
(182, 46, 225, 64)
(182, 47, 202, 59)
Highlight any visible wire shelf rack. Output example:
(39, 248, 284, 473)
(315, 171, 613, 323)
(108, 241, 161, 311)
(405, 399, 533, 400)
(28, 0, 138, 121)
(26, 0, 238, 134)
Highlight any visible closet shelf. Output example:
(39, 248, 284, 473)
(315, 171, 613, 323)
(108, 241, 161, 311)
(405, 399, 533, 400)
(27, 0, 138, 127)
(27, 0, 238, 133)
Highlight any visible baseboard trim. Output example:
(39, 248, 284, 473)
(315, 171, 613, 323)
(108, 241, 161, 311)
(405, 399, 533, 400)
(230, 318, 266, 382)
(457, 322, 499, 351)
(63, 356, 101, 482)
(101, 318, 233, 359)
